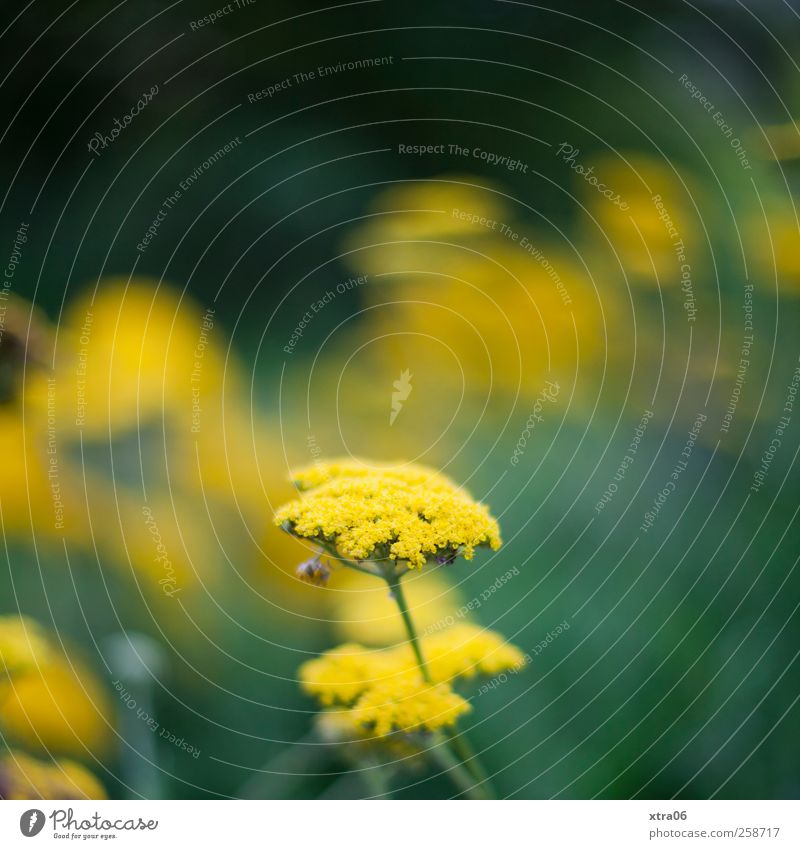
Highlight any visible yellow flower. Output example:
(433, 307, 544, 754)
(300, 644, 401, 706)
(299, 623, 524, 706)
(350, 676, 471, 737)
(56, 278, 226, 436)
(0, 616, 53, 679)
(0, 750, 105, 800)
(275, 460, 501, 568)
(0, 654, 114, 759)
(577, 153, 706, 287)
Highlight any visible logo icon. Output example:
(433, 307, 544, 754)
(20, 809, 45, 837)
(390, 369, 413, 425)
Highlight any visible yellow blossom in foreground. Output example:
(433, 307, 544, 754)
(300, 623, 524, 706)
(0, 616, 53, 679)
(0, 750, 106, 800)
(300, 644, 402, 707)
(276, 461, 501, 568)
(350, 676, 471, 737)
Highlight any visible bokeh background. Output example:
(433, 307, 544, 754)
(0, 0, 799, 799)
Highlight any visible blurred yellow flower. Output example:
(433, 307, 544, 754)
(578, 153, 706, 287)
(57, 278, 226, 436)
(0, 616, 53, 679)
(300, 622, 524, 706)
(276, 460, 501, 568)
(423, 624, 526, 682)
(336, 175, 612, 411)
(0, 653, 114, 759)
(0, 750, 105, 800)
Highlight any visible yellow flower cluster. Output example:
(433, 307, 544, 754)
(0, 616, 114, 759)
(0, 616, 52, 679)
(0, 750, 106, 800)
(299, 623, 524, 738)
(350, 676, 471, 737)
(301, 623, 525, 706)
(276, 460, 501, 568)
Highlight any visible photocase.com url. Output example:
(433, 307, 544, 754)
(649, 827, 781, 840)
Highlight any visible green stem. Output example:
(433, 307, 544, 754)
(386, 573, 431, 682)
(447, 729, 496, 798)
(427, 737, 491, 800)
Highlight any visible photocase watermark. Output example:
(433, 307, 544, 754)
(678, 74, 752, 170)
(189, 0, 255, 31)
(652, 194, 696, 321)
(248, 55, 393, 102)
(555, 143, 630, 210)
(421, 567, 520, 637)
(397, 142, 528, 173)
(190, 308, 215, 434)
(87, 85, 159, 157)
(283, 274, 367, 355)
(30, 808, 159, 836)
(720, 283, 753, 434)
(510, 380, 560, 467)
(476, 620, 570, 696)
(141, 505, 181, 597)
(389, 369, 413, 425)
(114, 678, 200, 759)
(595, 409, 654, 514)
(750, 356, 799, 494)
(137, 136, 242, 253)
(640, 411, 707, 533)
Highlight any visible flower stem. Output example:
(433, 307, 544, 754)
(386, 570, 497, 799)
(446, 729, 496, 798)
(386, 573, 431, 682)
(427, 737, 491, 800)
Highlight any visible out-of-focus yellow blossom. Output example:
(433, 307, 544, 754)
(300, 623, 524, 706)
(422, 624, 526, 682)
(350, 676, 470, 737)
(330, 569, 462, 646)
(0, 654, 114, 759)
(336, 176, 612, 410)
(0, 616, 52, 679)
(0, 750, 105, 800)
(276, 460, 501, 568)
(579, 153, 706, 287)
(56, 278, 226, 436)
(341, 175, 507, 267)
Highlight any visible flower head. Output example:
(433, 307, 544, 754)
(275, 459, 501, 569)
(350, 676, 471, 737)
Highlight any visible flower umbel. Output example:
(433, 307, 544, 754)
(275, 459, 501, 569)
